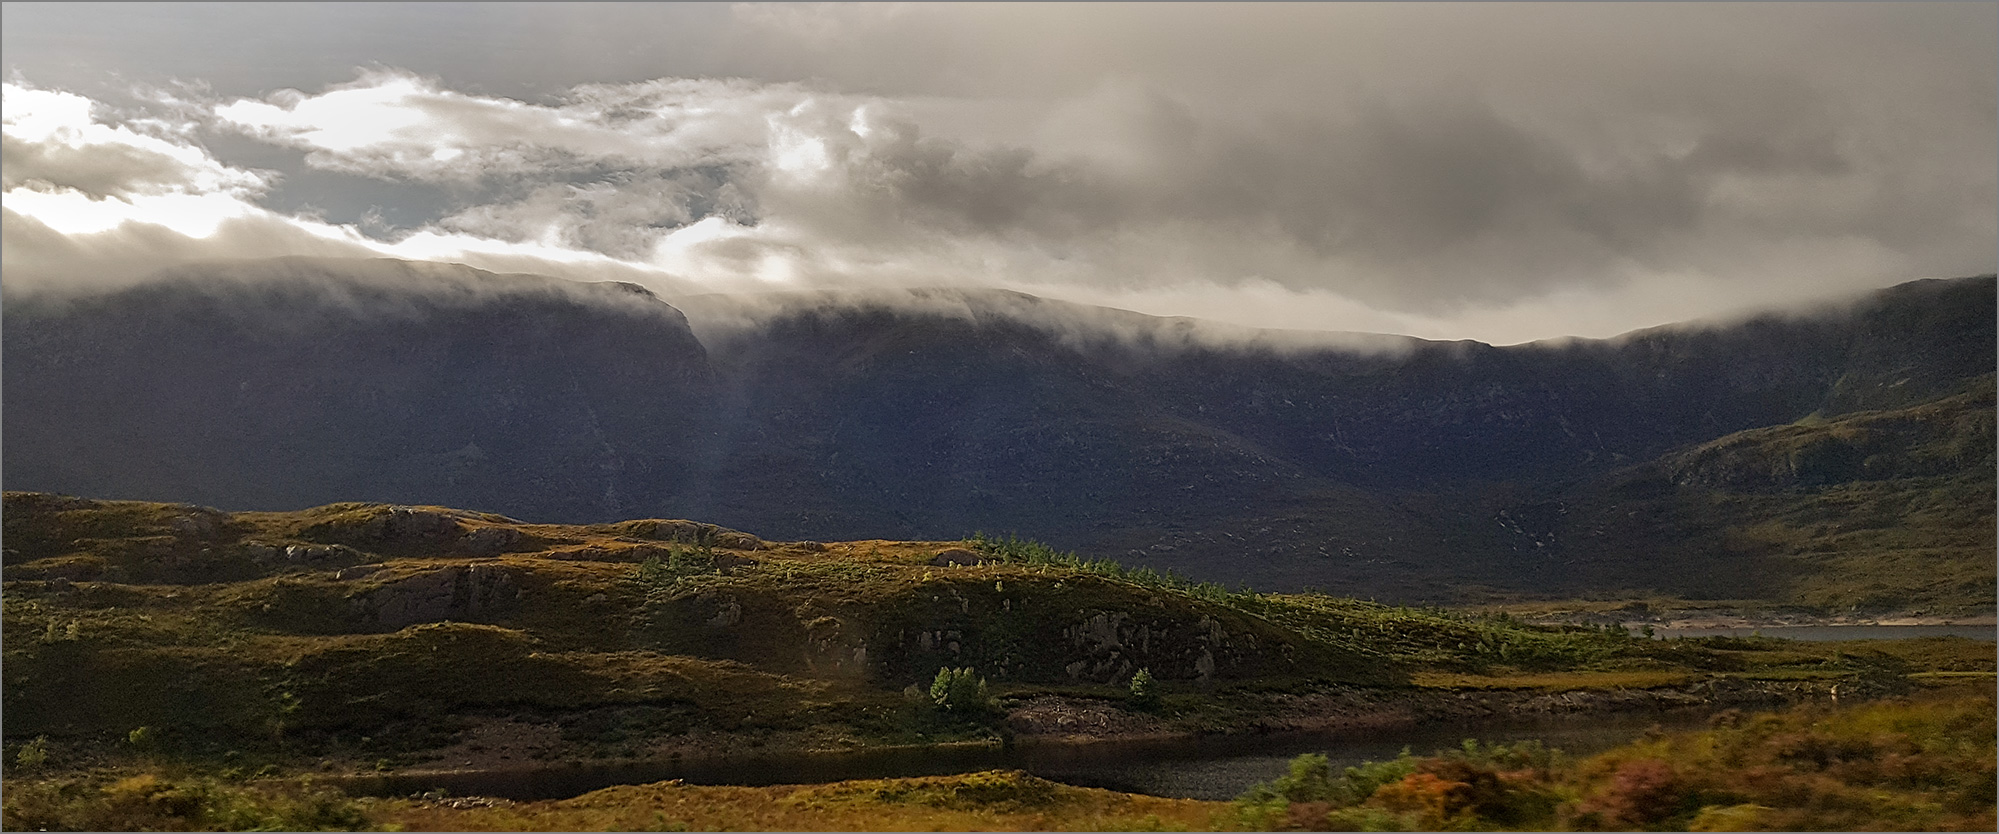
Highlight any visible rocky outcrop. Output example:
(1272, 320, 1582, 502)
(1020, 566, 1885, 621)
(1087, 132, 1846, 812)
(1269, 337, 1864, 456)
(1058, 610, 1258, 685)
(869, 573, 1331, 689)
(354, 565, 523, 630)
(241, 540, 366, 568)
(616, 519, 767, 551)
(348, 507, 465, 551)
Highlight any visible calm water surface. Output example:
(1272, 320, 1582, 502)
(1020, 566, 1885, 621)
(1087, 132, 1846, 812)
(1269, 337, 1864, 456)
(339, 625, 1987, 801)
(1016, 710, 1715, 800)
(341, 710, 1717, 802)
(1653, 624, 1995, 641)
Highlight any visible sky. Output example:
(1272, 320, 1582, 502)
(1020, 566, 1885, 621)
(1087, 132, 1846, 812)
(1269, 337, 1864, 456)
(2, 2, 1993, 344)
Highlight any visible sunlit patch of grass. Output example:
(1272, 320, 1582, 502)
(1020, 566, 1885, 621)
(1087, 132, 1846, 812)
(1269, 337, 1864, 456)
(372, 770, 1226, 832)
(0, 771, 370, 832)
(3, 489, 1985, 796)
(1909, 671, 1998, 682)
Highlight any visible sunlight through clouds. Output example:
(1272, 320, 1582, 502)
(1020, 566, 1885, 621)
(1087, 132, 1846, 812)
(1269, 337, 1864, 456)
(2, 3, 1991, 343)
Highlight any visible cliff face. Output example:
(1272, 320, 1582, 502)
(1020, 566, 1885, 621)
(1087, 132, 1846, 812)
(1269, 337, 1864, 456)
(4, 259, 1991, 607)
(2, 258, 717, 522)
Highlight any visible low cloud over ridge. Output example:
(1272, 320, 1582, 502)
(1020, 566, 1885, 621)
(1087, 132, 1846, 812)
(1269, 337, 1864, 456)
(2, 3, 1991, 345)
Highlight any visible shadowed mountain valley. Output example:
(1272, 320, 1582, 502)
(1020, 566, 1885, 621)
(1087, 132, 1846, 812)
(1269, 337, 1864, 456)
(4, 258, 1992, 613)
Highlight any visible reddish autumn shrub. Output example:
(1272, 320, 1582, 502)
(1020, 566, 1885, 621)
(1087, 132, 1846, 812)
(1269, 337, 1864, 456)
(1279, 800, 1335, 831)
(1369, 771, 1470, 826)
(1576, 758, 1686, 829)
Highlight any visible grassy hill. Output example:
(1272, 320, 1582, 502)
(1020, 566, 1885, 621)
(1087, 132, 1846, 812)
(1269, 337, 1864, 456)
(5, 492, 1988, 785)
(1530, 378, 1996, 614)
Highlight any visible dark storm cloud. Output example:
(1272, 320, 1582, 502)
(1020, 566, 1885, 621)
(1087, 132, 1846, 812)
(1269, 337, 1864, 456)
(3, 2, 1992, 342)
(0, 131, 202, 198)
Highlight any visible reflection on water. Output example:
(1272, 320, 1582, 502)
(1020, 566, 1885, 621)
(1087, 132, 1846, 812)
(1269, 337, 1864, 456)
(333, 626, 1990, 802)
(1654, 624, 1996, 642)
(1021, 711, 1715, 800)
(337, 710, 1719, 802)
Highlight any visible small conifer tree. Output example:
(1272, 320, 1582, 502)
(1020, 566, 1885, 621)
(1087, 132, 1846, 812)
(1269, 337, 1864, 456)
(1129, 668, 1161, 711)
(929, 667, 993, 713)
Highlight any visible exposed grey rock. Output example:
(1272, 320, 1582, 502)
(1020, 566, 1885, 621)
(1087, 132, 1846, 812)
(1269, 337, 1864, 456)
(359, 507, 464, 548)
(284, 543, 361, 564)
(356, 564, 520, 629)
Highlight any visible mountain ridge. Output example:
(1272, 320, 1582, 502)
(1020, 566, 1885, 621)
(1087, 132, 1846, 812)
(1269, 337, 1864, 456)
(3, 258, 1991, 610)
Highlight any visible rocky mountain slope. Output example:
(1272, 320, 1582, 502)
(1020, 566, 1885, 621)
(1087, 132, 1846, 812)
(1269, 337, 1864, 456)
(4, 258, 1991, 609)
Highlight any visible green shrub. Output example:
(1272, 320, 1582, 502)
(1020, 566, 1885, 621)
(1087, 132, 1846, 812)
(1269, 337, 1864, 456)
(634, 546, 721, 588)
(1128, 668, 1161, 712)
(928, 667, 994, 714)
(125, 726, 157, 750)
(0, 773, 370, 832)
(966, 533, 1256, 607)
(14, 736, 49, 770)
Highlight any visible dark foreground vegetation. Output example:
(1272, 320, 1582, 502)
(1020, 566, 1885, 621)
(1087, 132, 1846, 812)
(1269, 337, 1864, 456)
(3, 492, 1993, 830)
(3, 687, 1989, 831)
(1233, 686, 1995, 832)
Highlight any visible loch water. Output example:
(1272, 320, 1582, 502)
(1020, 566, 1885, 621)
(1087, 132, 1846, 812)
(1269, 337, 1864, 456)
(339, 626, 1990, 802)
(1650, 624, 1995, 641)
(339, 708, 1721, 802)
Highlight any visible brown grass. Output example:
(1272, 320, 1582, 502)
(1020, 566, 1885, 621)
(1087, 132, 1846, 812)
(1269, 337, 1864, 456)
(368, 770, 1226, 831)
(1410, 670, 1693, 691)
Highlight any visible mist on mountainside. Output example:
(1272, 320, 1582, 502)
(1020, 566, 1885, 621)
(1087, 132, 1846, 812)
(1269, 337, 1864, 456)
(4, 257, 1990, 612)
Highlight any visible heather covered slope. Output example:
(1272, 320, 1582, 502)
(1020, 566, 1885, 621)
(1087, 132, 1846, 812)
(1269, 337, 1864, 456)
(1539, 380, 1996, 612)
(3, 259, 1991, 607)
(8, 492, 1973, 766)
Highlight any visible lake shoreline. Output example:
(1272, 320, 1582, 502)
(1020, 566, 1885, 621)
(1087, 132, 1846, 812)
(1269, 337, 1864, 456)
(1482, 605, 1999, 631)
(1648, 615, 1998, 629)
(349, 676, 1847, 801)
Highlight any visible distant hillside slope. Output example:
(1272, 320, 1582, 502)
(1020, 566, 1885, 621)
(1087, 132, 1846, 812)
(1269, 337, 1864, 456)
(4, 259, 1991, 609)
(2, 258, 717, 522)
(1546, 380, 1996, 612)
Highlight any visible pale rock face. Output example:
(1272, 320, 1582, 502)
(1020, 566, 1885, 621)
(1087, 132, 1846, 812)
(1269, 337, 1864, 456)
(359, 508, 464, 547)
(356, 564, 522, 629)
